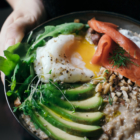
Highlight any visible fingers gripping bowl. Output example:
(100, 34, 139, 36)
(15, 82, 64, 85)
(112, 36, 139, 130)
(3, 11, 140, 140)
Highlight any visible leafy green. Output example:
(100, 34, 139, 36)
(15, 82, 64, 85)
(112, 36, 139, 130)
(4, 50, 20, 63)
(30, 63, 35, 76)
(7, 42, 30, 59)
(6, 90, 14, 96)
(27, 23, 84, 54)
(11, 63, 20, 91)
(0, 50, 20, 76)
(17, 75, 34, 100)
(7, 43, 21, 53)
(0, 42, 31, 77)
(13, 106, 18, 112)
(10, 61, 30, 91)
(22, 51, 36, 64)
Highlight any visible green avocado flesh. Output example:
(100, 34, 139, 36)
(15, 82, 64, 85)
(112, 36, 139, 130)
(42, 103, 104, 125)
(71, 95, 103, 111)
(31, 111, 89, 140)
(63, 83, 95, 101)
(42, 89, 103, 111)
(36, 104, 103, 137)
(41, 83, 95, 101)
(22, 83, 104, 139)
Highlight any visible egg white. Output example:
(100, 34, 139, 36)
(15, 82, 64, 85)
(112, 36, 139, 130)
(34, 34, 94, 83)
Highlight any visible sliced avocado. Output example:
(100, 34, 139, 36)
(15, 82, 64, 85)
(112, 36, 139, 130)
(31, 111, 89, 140)
(42, 102, 104, 125)
(37, 104, 103, 137)
(42, 90, 103, 111)
(63, 83, 95, 101)
(71, 94, 103, 111)
(41, 83, 95, 101)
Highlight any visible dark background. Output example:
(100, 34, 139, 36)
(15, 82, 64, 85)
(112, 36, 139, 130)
(1, 0, 140, 140)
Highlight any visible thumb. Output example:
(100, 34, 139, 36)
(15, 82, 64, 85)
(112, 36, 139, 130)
(4, 16, 37, 49)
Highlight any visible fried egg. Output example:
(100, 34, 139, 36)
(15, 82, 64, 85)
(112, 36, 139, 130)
(34, 34, 100, 83)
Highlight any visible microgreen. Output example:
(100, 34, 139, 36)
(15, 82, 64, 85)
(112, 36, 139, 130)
(27, 31, 33, 43)
(104, 77, 106, 82)
(72, 109, 76, 113)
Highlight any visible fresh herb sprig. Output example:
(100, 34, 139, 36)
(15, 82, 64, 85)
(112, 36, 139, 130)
(109, 46, 139, 68)
(105, 70, 109, 74)
(108, 93, 113, 105)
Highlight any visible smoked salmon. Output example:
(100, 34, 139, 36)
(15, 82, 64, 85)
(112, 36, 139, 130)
(88, 18, 140, 86)
(88, 18, 140, 59)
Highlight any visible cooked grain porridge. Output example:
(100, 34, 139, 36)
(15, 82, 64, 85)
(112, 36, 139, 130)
(97, 67, 140, 140)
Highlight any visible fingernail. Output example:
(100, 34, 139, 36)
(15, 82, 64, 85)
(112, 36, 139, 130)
(5, 38, 15, 49)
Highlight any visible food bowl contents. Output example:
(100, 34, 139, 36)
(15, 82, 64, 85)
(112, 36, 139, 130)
(1, 18, 140, 140)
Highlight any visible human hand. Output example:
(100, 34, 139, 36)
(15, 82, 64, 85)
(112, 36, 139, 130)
(0, 0, 46, 83)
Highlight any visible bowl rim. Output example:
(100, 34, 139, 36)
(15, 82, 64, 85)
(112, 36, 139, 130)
(28, 10, 140, 32)
(4, 10, 140, 140)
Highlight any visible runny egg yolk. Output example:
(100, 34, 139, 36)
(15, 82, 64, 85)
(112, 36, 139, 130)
(67, 37, 101, 77)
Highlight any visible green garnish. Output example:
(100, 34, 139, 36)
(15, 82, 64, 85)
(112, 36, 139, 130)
(105, 70, 109, 74)
(104, 77, 106, 82)
(109, 46, 139, 68)
(48, 70, 52, 74)
(108, 93, 113, 105)
(13, 106, 18, 112)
